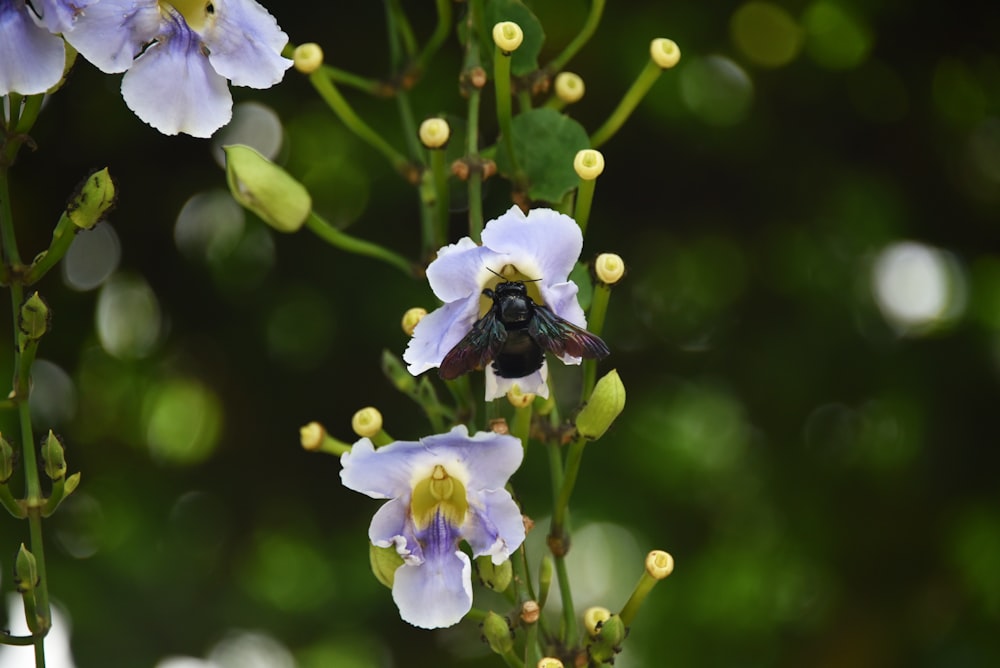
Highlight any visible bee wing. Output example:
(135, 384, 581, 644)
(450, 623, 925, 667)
(438, 310, 507, 380)
(528, 304, 610, 359)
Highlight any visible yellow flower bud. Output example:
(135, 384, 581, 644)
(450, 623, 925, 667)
(493, 21, 524, 52)
(584, 606, 611, 637)
(595, 253, 625, 285)
(554, 72, 585, 104)
(538, 659, 564, 668)
(645, 550, 675, 580)
(299, 422, 326, 451)
(574, 149, 605, 181)
(418, 118, 450, 149)
(351, 407, 383, 438)
(401, 307, 427, 336)
(293, 43, 324, 74)
(650, 38, 681, 69)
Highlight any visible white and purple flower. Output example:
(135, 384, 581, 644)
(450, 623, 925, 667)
(404, 205, 589, 400)
(65, 0, 291, 137)
(0, 0, 97, 96)
(340, 425, 525, 629)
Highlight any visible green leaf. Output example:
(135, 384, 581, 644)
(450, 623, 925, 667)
(496, 107, 590, 203)
(570, 261, 594, 310)
(486, 0, 544, 76)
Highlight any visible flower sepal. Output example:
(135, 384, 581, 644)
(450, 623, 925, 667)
(575, 369, 626, 440)
(224, 144, 311, 232)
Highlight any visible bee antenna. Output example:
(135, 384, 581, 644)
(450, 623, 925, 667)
(486, 267, 505, 279)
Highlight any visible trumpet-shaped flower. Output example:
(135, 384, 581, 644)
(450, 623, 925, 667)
(340, 426, 525, 629)
(404, 205, 588, 399)
(65, 0, 291, 137)
(0, 0, 97, 95)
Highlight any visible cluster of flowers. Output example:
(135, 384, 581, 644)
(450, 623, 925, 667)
(0, 0, 291, 136)
(342, 206, 595, 628)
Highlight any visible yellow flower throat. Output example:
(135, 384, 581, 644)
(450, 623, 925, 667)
(411, 465, 468, 529)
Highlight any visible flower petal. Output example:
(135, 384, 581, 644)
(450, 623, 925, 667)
(464, 488, 526, 563)
(368, 497, 421, 562)
(340, 437, 435, 500)
(33, 0, 100, 33)
(485, 363, 549, 401)
(202, 0, 291, 89)
(120, 22, 232, 137)
(393, 513, 472, 629)
(419, 426, 524, 490)
(64, 0, 161, 73)
(425, 236, 497, 303)
(539, 280, 586, 328)
(480, 206, 583, 289)
(403, 295, 480, 375)
(0, 2, 66, 95)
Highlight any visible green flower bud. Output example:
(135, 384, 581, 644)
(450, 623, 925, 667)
(224, 144, 312, 233)
(575, 369, 626, 440)
(15, 543, 38, 593)
(588, 613, 626, 663)
(537, 554, 554, 609)
(476, 555, 513, 593)
(67, 167, 116, 230)
(0, 433, 14, 484)
(369, 542, 404, 589)
(19, 292, 51, 341)
(482, 611, 514, 655)
(42, 430, 67, 481)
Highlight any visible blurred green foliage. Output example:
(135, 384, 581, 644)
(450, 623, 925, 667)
(3, 0, 1000, 666)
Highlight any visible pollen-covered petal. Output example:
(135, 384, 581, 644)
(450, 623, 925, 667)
(120, 27, 233, 137)
(392, 541, 472, 628)
(403, 295, 480, 375)
(485, 363, 549, 401)
(0, 3, 66, 95)
(32, 0, 100, 34)
(63, 0, 161, 73)
(419, 426, 524, 490)
(464, 488, 526, 563)
(341, 437, 436, 500)
(481, 206, 583, 285)
(425, 237, 497, 303)
(202, 0, 291, 88)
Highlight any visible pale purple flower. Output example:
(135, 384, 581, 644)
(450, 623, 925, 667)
(65, 0, 291, 137)
(340, 425, 525, 629)
(0, 0, 97, 96)
(403, 205, 588, 400)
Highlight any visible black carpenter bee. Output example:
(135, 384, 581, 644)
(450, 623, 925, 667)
(439, 274, 610, 381)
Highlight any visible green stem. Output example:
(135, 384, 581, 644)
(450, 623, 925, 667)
(619, 571, 659, 627)
(0, 484, 25, 518)
(554, 552, 578, 648)
(551, 436, 586, 537)
(320, 65, 385, 96)
(493, 48, 521, 180)
(464, 0, 486, 241)
(430, 147, 450, 248)
(581, 283, 611, 402)
(511, 403, 532, 451)
(14, 95, 45, 135)
(385, 0, 418, 60)
(308, 70, 411, 177)
(414, 0, 454, 73)
(499, 648, 525, 668)
(304, 211, 416, 277)
(573, 178, 596, 236)
(589, 59, 662, 149)
(545, 0, 606, 74)
(22, 214, 77, 285)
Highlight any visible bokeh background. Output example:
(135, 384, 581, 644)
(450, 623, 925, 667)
(3, 0, 1000, 666)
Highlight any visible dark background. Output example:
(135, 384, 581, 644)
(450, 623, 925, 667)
(3, 0, 1000, 666)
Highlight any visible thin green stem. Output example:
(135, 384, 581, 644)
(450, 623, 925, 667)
(545, 0, 606, 74)
(430, 147, 450, 248)
(499, 648, 525, 668)
(319, 65, 385, 96)
(22, 214, 77, 285)
(554, 553, 578, 647)
(590, 59, 662, 149)
(493, 48, 521, 179)
(467, 89, 484, 241)
(511, 403, 532, 451)
(0, 484, 25, 518)
(414, 0, 453, 73)
(14, 95, 44, 134)
(552, 436, 586, 537)
(0, 632, 37, 646)
(308, 70, 411, 177)
(573, 178, 596, 236)
(385, 0, 418, 60)
(304, 211, 416, 277)
(619, 571, 659, 627)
